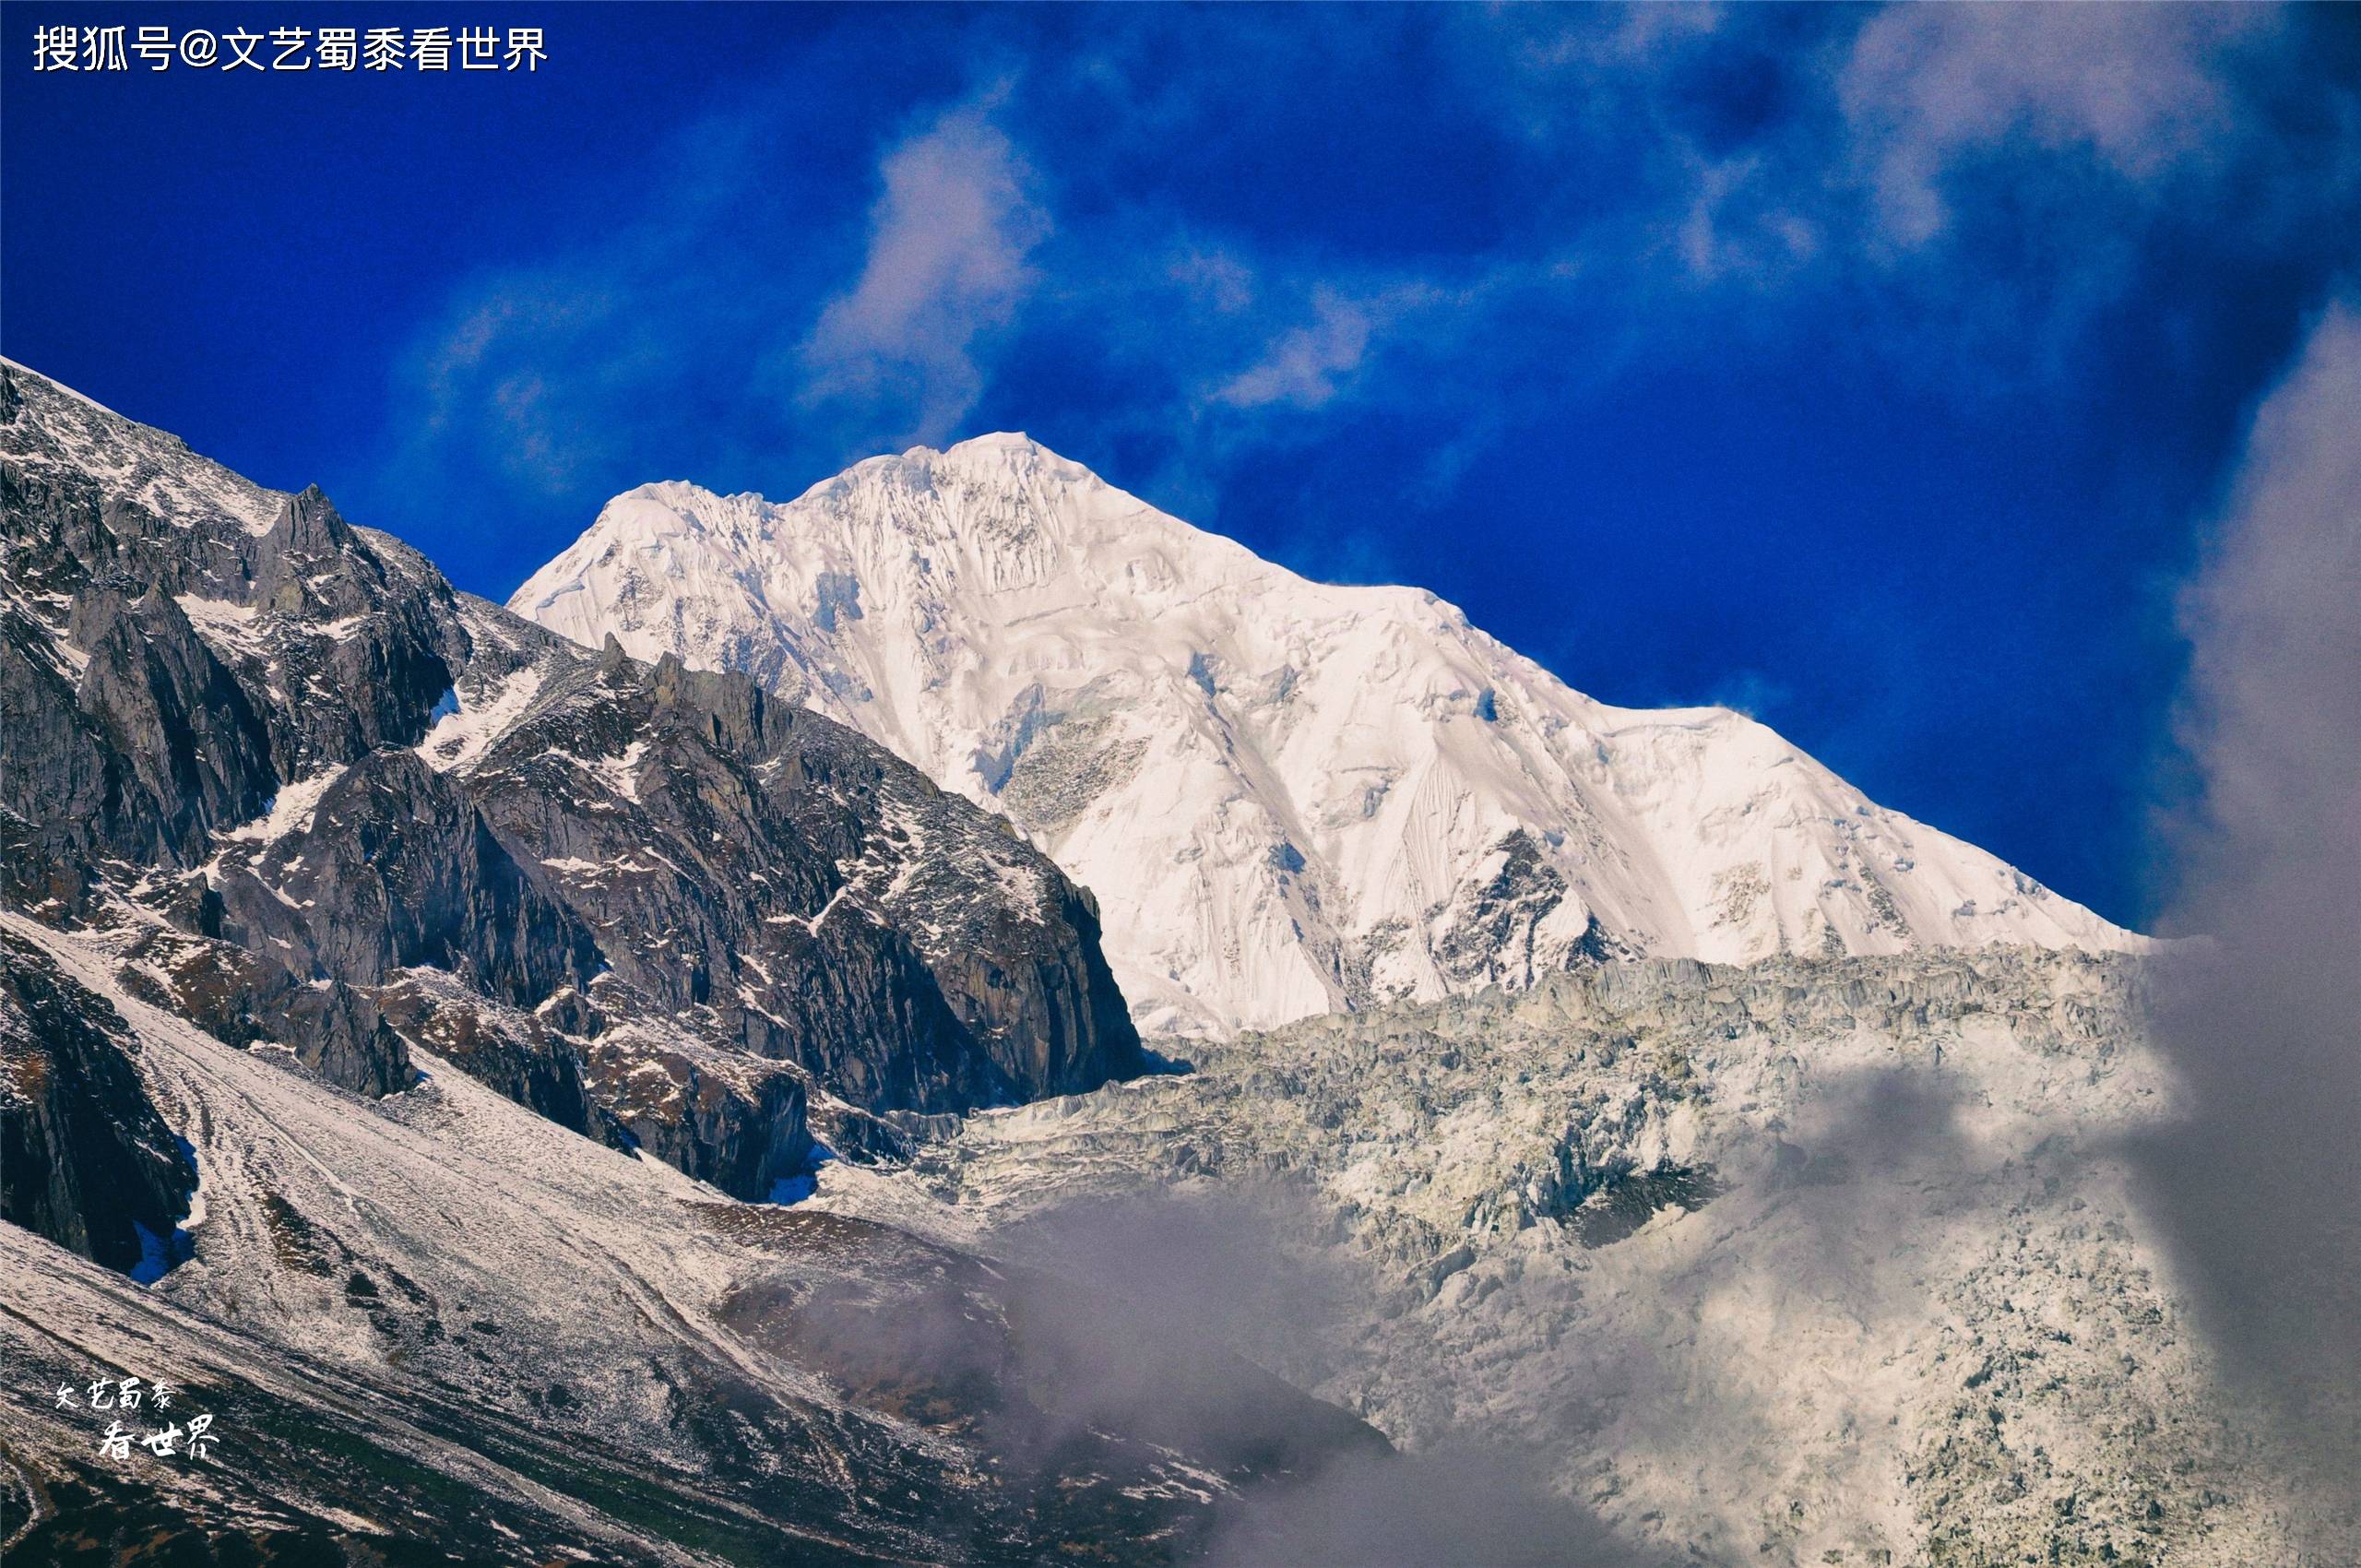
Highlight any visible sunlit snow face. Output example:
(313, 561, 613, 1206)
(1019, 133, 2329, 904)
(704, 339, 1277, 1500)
(511, 435, 2143, 1042)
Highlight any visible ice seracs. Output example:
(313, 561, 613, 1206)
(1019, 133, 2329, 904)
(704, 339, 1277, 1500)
(515, 433, 2144, 1037)
(834, 947, 2320, 1568)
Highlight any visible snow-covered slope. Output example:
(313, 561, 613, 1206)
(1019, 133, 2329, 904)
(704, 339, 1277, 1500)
(0, 910, 1383, 1564)
(515, 435, 2141, 1036)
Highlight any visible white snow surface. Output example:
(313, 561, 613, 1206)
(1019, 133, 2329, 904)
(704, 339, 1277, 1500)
(414, 663, 547, 773)
(220, 764, 349, 845)
(516, 434, 2143, 1037)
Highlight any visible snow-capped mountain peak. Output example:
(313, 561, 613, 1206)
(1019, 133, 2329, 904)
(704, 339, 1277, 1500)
(514, 436, 2142, 1037)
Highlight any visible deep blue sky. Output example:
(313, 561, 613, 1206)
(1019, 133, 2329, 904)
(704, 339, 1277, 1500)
(7, 5, 2357, 929)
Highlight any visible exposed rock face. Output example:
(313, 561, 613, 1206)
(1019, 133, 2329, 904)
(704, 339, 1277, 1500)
(434, 612, 1144, 1121)
(63, 582, 279, 863)
(0, 461, 464, 904)
(109, 919, 412, 1098)
(369, 973, 599, 1136)
(0, 357, 1143, 1213)
(0, 928, 195, 1274)
(207, 748, 603, 1009)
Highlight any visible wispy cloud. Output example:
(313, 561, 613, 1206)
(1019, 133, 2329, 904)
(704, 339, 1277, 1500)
(1839, 5, 2269, 246)
(800, 90, 1050, 446)
(1211, 290, 1376, 411)
(1204, 281, 1462, 416)
(402, 284, 626, 494)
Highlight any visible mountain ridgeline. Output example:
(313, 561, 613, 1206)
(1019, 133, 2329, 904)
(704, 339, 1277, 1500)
(514, 433, 2142, 1039)
(0, 357, 1144, 1235)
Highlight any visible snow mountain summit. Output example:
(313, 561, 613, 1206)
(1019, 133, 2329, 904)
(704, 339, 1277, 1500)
(516, 432, 2141, 1037)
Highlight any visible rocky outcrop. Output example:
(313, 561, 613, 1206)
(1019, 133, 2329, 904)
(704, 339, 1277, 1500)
(0, 927, 195, 1273)
(0, 457, 467, 882)
(0, 357, 1144, 1198)
(208, 749, 603, 1006)
(582, 1032, 815, 1199)
(369, 976, 597, 1135)
(447, 614, 1145, 1130)
(65, 581, 279, 865)
(111, 921, 412, 1099)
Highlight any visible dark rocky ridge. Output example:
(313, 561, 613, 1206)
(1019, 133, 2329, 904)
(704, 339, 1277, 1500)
(0, 357, 1144, 1237)
(0, 926, 196, 1274)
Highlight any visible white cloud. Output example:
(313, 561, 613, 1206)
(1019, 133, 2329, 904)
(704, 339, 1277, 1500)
(2171, 299, 2361, 874)
(800, 95, 1050, 445)
(1211, 291, 1376, 411)
(1167, 248, 1259, 315)
(1839, 5, 2269, 245)
(392, 278, 641, 495)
